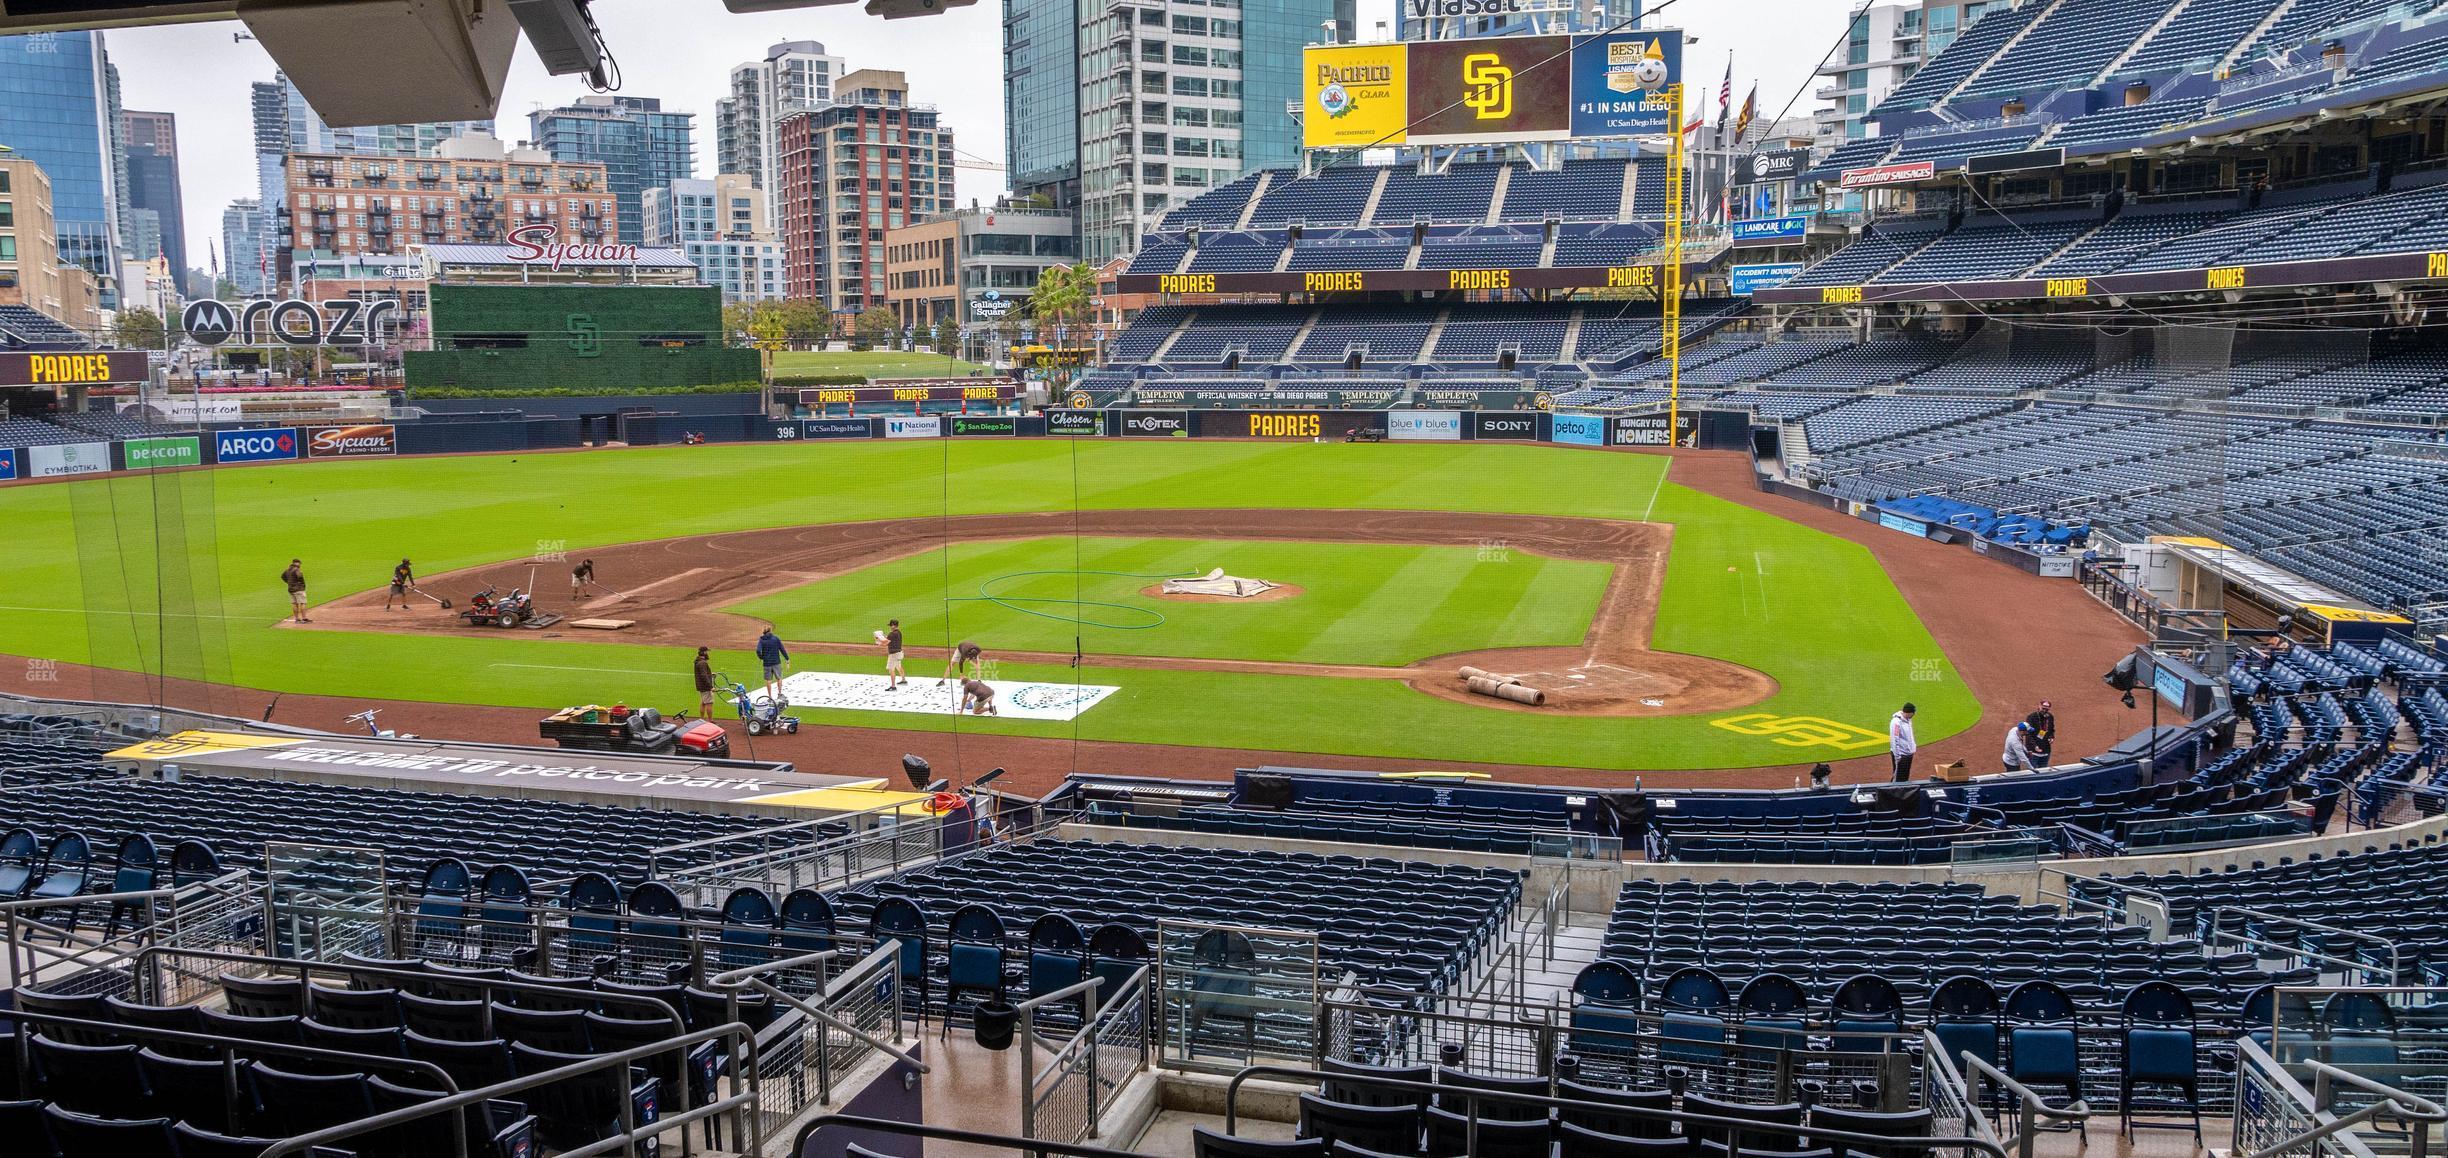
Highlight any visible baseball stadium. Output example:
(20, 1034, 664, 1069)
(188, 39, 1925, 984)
(3, 1, 2448, 1157)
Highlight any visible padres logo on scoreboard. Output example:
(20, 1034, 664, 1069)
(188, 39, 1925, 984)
(1708, 713, 1889, 752)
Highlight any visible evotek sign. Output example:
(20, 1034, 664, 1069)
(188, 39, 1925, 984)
(183, 298, 397, 348)
(1119, 411, 1189, 436)
(0, 350, 150, 386)
(215, 428, 300, 464)
(506, 224, 642, 269)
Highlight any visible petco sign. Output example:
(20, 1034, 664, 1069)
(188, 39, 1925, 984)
(1388, 410, 1464, 441)
(507, 224, 642, 270)
(305, 425, 397, 458)
(216, 428, 300, 464)
(183, 297, 396, 348)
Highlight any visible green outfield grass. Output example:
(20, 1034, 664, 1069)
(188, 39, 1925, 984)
(770, 349, 989, 378)
(0, 440, 1980, 771)
(732, 536, 1612, 666)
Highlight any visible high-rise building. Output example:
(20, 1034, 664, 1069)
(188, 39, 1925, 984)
(0, 31, 126, 304)
(249, 71, 491, 292)
(1814, 2, 2007, 147)
(222, 197, 267, 296)
(122, 109, 186, 278)
(529, 95, 696, 245)
(282, 132, 609, 264)
(717, 42, 846, 227)
(883, 202, 1078, 332)
(1003, 0, 1354, 264)
(777, 70, 956, 317)
(643, 174, 786, 303)
(1396, 0, 1639, 41)
(0, 155, 103, 333)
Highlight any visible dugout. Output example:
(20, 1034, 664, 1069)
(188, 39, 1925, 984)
(2126, 536, 2414, 646)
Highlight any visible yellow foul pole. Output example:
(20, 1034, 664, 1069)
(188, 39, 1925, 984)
(1662, 82, 1686, 448)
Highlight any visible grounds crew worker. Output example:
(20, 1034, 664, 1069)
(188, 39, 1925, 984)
(960, 677, 999, 716)
(940, 639, 984, 686)
(571, 559, 596, 599)
(2003, 716, 2041, 772)
(693, 646, 716, 718)
(384, 558, 415, 611)
(281, 559, 310, 624)
(1889, 702, 1918, 782)
(756, 628, 790, 704)
(882, 619, 906, 690)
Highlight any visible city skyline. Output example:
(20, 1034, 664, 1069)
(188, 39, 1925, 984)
(91, 0, 1844, 290)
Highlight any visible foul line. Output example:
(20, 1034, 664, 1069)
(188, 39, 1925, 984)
(1639, 462, 1668, 524)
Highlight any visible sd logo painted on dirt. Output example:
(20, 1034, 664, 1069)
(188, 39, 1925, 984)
(1708, 713, 1888, 752)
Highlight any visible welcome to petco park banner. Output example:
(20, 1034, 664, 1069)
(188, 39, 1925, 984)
(770, 672, 1119, 722)
(1303, 30, 1680, 149)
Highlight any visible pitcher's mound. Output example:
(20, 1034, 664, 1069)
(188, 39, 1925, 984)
(1143, 582, 1304, 603)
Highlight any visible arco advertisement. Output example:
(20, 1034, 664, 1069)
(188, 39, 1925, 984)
(216, 428, 300, 463)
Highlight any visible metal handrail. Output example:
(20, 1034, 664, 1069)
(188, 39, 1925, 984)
(130, 945, 687, 1032)
(1220, 1064, 2012, 1158)
(257, 1022, 759, 1158)
(796, 1114, 1144, 1157)
(1955, 1049, 2093, 1158)
(2040, 867, 2173, 931)
(1918, 1029, 2004, 1152)
(708, 941, 930, 1077)
(2207, 905, 2400, 984)
(2, 867, 255, 991)
(2236, 1035, 2446, 1158)
(1020, 972, 1123, 1140)
(7, 1007, 461, 1093)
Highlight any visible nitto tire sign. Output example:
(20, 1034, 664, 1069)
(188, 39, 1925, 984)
(216, 428, 300, 464)
(305, 425, 397, 458)
(1470, 412, 1539, 440)
(1045, 409, 1102, 436)
(28, 442, 111, 478)
(1118, 411, 1189, 437)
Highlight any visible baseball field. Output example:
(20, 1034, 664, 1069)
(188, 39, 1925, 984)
(0, 439, 1989, 775)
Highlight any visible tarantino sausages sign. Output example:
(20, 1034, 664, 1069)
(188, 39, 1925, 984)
(305, 425, 398, 458)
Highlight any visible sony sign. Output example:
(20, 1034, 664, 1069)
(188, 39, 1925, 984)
(506, 223, 642, 270)
(183, 297, 399, 348)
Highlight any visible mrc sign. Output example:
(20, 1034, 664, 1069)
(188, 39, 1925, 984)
(182, 297, 397, 348)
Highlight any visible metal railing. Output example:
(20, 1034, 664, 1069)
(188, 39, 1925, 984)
(2234, 1033, 2447, 1158)
(1219, 1064, 2011, 1158)
(1953, 1049, 2100, 1158)
(2040, 867, 2173, 936)
(711, 938, 917, 1136)
(1, 867, 258, 997)
(1157, 918, 1321, 1071)
(2205, 905, 2400, 985)
(1918, 1030, 2002, 1158)
(1026, 969, 1149, 1143)
(652, 811, 945, 907)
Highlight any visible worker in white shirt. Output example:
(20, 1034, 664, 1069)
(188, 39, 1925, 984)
(2003, 716, 2041, 772)
(1890, 702, 1918, 783)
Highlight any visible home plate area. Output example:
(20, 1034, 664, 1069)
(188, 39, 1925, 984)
(766, 671, 1121, 721)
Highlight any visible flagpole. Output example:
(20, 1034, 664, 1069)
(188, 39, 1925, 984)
(1665, 79, 1685, 452)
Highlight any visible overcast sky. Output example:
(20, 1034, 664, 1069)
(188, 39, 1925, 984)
(104, 0, 1855, 277)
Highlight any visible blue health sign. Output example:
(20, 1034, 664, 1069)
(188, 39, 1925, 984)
(1730, 262, 1806, 295)
(1569, 31, 1683, 139)
(1551, 413, 1605, 446)
(0, 447, 15, 482)
(215, 427, 300, 464)
(1730, 215, 1808, 242)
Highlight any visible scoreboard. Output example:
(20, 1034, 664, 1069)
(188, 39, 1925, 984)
(0, 350, 151, 387)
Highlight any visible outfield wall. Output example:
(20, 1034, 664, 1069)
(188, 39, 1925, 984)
(0, 407, 1719, 486)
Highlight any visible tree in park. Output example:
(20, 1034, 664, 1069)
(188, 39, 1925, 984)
(117, 306, 168, 350)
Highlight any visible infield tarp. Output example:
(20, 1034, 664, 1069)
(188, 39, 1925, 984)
(769, 671, 1119, 721)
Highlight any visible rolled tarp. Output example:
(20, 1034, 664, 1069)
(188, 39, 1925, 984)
(1458, 666, 1521, 685)
(1467, 675, 1546, 706)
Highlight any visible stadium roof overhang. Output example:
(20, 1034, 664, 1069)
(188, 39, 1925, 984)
(1751, 249, 2448, 308)
(2154, 536, 2410, 628)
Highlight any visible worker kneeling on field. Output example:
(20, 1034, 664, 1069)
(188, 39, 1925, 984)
(959, 677, 999, 716)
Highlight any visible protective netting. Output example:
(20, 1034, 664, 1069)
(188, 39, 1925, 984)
(65, 454, 234, 713)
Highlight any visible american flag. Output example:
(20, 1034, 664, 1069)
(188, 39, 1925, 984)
(1716, 62, 1733, 127)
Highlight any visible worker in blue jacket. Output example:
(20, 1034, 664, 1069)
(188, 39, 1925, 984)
(756, 628, 790, 704)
